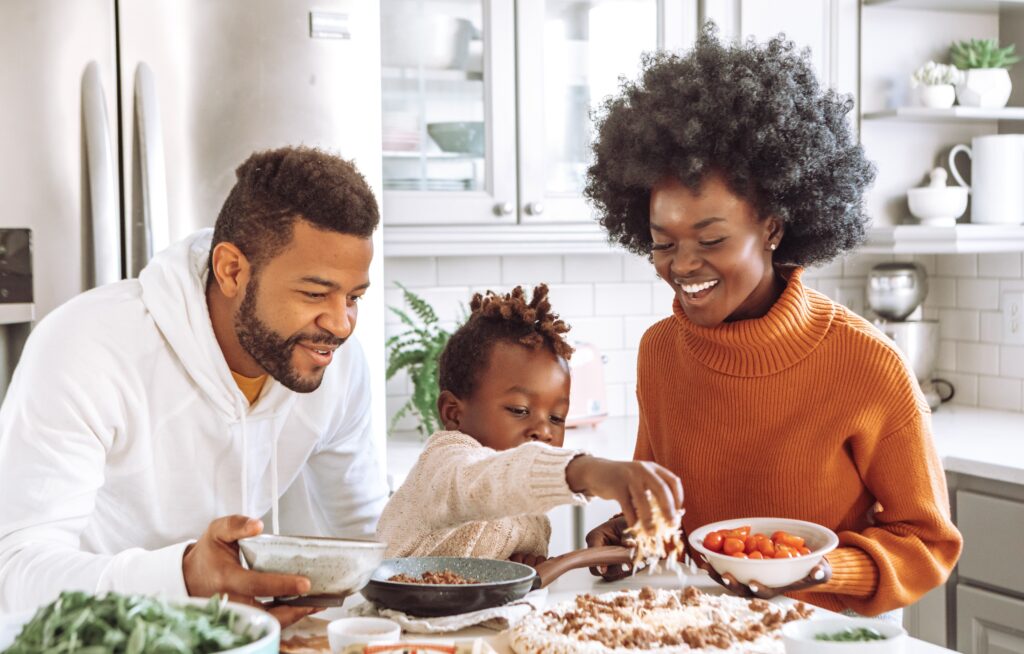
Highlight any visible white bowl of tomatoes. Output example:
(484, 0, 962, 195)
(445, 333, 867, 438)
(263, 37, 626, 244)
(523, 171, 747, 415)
(688, 517, 838, 588)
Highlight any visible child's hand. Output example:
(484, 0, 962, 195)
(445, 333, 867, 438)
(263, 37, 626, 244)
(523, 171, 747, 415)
(565, 456, 683, 533)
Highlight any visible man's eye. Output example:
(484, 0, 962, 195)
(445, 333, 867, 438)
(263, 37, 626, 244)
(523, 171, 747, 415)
(303, 292, 327, 300)
(349, 295, 364, 303)
(506, 407, 528, 416)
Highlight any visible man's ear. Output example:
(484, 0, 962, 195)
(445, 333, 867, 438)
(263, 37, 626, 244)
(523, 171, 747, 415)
(210, 242, 251, 299)
(437, 390, 463, 431)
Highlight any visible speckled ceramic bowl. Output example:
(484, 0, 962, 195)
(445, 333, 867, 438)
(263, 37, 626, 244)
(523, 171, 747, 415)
(239, 534, 386, 606)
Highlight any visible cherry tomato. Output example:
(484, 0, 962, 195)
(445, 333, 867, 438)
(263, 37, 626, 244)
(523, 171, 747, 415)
(757, 538, 776, 557)
(748, 551, 764, 560)
(722, 537, 745, 555)
(722, 526, 751, 539)
(703, 532, 724, 552)
(730, 551, 748, 559)
(772, 531, 806, 549)
(798, 546, 811, 556)
(744, 536, 760, 554)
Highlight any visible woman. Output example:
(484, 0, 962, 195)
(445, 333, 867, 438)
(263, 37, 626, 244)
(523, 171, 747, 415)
(583, 26, 961, 618)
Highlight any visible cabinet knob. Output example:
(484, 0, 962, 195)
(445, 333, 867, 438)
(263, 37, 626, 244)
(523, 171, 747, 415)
(493, 202, 514, 216)
(526, 202, 545, 216)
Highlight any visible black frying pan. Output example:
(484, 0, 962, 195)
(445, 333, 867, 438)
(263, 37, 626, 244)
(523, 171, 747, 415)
(360, 545, 632, 617)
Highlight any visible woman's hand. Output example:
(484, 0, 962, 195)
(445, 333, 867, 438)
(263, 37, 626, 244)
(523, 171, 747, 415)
(565, 456, 684, 532)
(584, 514, 636, 581)
(689, 546, 832, 599)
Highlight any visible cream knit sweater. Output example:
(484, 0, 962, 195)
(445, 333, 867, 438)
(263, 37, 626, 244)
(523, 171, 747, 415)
(377, 431, 588, 559)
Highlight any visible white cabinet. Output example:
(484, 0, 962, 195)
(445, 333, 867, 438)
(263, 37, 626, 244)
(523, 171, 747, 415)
(381, 0, 683, 232)
(956, 585, 1024, 654)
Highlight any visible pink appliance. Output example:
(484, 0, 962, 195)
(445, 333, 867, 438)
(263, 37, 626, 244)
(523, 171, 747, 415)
(566, 341, 608, 428)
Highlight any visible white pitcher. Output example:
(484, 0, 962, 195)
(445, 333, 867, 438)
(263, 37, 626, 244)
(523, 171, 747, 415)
(948, 134, 1024, 225)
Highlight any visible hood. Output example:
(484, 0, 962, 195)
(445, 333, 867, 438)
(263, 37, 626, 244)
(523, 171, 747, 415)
(139, 229, 286, 422)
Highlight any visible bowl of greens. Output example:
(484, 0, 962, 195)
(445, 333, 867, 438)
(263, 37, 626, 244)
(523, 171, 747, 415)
(0, 591, 279, 653)
(782, 617, 906, 654)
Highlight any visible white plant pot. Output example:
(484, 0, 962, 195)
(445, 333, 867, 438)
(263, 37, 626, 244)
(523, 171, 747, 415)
(955, 68, 1012, 108)
(918, 84, 956, 108)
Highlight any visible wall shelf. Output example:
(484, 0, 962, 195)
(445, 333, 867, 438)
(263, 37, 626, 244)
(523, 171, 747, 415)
(0, 303, 34, 325)
(863, 224, 1024, 253)
(863, 106, 1024, 121)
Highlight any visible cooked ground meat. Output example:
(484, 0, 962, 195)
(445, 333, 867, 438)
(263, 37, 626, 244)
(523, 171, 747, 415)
(387, 570, 480, 585)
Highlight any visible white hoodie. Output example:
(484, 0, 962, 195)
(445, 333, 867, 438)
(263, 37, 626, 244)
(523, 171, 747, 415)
(0, 230, 388, 612)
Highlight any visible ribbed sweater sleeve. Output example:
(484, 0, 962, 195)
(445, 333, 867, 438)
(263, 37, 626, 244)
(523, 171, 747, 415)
(376, 431, 588, 558)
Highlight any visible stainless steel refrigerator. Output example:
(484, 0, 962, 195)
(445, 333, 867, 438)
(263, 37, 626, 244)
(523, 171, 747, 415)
(0, 0, 388, 448)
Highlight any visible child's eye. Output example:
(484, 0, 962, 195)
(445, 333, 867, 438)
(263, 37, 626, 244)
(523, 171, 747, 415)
(550, 415, 566, 425)
(506, 406, 528, 417)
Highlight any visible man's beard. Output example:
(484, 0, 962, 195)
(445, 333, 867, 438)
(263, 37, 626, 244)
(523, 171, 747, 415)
(234, 277, 345, 393)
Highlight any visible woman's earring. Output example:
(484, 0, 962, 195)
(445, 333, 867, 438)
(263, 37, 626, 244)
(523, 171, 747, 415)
(769, 243, 777, 251)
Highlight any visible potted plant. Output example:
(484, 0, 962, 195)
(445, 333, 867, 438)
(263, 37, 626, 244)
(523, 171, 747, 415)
(910, 61, 962, 109)
(385, 284, 455, 437)
(950, 38, 1020, 108)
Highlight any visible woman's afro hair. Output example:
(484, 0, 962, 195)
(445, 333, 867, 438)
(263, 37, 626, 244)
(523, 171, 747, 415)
(438, 284, 574, 399)
(584, 24, 876, 267)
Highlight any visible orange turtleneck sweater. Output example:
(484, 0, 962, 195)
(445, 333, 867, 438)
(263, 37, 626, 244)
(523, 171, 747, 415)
(635, 268, 962, 616)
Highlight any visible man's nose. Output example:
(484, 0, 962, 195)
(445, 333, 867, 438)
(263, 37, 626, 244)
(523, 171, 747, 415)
(317, 298, 355, 340)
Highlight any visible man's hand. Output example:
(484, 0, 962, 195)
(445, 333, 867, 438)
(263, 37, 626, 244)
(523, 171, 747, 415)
(565, 456, 683, 533)
(183, 515, 318, 627)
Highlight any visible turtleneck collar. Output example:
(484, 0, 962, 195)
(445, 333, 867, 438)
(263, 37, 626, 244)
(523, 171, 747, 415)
(671, 267, 836, 377)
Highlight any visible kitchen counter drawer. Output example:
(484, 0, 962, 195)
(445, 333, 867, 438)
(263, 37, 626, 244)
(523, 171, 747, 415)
(956, 490, 1024, 594)
(956, 585, 1024, 654)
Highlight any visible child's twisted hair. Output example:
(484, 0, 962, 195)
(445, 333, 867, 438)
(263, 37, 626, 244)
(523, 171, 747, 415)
(439, 284, 574, 399)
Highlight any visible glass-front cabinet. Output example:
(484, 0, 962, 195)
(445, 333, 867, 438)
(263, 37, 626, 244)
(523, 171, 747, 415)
(380, 0, 669, 228)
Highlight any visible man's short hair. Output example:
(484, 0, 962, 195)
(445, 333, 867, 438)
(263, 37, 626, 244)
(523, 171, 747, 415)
(209, 146, 379, 276)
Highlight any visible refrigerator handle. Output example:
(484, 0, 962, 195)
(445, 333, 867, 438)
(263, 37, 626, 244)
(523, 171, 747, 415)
(132, 61, 169, 277)
(82, 62, 121, 287)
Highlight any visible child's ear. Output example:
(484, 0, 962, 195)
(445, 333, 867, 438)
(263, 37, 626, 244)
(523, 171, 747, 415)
(437, 390, 462, 431)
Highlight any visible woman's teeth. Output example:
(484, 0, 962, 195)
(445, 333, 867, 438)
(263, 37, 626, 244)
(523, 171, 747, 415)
(679, 279, 719, 294)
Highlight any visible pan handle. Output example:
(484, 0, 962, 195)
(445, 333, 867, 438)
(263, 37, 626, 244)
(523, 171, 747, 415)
(532, 545, 633, 590)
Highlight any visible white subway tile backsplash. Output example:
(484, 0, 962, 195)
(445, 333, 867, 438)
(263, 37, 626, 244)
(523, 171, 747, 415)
(418, 287, 472, 323)
(386, 395, 419, 432)
(938, 340, 957, 371)
(601, 349, 637, 384)
(939, 309, 980, 341)
(386, 369, 411, 396)
(623, 254, 659, 282)
(978, 252, 1022, 278)
(978, 376, 1023, 412)
(595, 283, 653, 316)
(603, 383, 627, 417)
(384, 288, 404, 324)
(911, 254, 937, 275)
(980, 312, 1003, 343)
(841, 253, 894, 279)
(936, 254, 978, 277)
(564, 254, 624, 283)
(547, 284, 595, 318)
(941, 372, 978, 407)
(957, 343, 1000, 375)
(384, 257, 437, 288)
(956, 278, 1000, 311)
(501, 255, 564, 285)
(808, 258, 845, 277)
(625, 315, 670, 346)
(1001, 346, 1024, 379)
(651, 281, 677, 314)
(569, 317, 625, 350)
(437, 256, 501, 286)
(925, 278, 957, 309)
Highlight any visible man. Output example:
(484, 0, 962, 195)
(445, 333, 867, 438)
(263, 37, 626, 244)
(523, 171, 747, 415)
(0, 146, 389, 624)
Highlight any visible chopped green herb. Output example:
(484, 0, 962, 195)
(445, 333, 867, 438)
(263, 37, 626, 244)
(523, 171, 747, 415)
(814, 626, 887, 642)
(2, 591, 264, 653)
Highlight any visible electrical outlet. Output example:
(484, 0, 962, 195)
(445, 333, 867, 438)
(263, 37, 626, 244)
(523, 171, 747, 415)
(1003, 292, 1024, 344)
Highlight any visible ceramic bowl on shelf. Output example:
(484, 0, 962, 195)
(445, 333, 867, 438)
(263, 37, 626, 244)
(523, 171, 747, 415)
(427, 121, 485, 156)
(907, 167, 967, 227)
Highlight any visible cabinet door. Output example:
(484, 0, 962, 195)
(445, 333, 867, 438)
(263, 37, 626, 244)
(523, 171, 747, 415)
(516, 0, 663, 224)
(381, 0, 518, 225)
(956, 585, 1024, 654)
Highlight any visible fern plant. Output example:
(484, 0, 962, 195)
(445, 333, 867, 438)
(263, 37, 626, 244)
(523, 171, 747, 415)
(950, 38, 1020, 70)
(386, 283, 454, 436)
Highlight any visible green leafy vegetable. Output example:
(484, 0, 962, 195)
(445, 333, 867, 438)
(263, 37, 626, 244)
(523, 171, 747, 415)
(814, 626, 887, 642)
(3, 591, 264, 653)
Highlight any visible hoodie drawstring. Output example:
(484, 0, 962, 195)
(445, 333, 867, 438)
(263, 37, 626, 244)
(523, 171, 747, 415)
(235, 393, 279, 535)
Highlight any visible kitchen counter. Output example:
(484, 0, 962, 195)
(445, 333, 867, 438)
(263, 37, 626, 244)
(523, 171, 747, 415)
(388, 405, 1024, 488)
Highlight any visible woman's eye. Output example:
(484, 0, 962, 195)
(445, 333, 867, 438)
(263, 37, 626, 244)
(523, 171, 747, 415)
(650, 242, 672, 252)
(700, 238, 727, 248)
(506, 407, 528, 417)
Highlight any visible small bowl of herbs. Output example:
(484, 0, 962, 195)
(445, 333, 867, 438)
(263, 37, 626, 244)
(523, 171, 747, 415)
(0, 591, 279, 653)
(783, 617, 907, 654)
